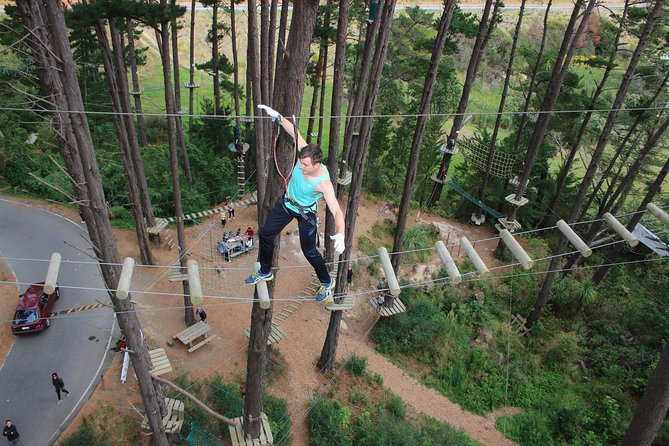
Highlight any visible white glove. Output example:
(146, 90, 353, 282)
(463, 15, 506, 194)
(258, 104, 283, 123)
(330, 233, 345, 254)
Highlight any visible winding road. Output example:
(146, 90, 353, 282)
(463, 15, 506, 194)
(0, 197, 115, 445)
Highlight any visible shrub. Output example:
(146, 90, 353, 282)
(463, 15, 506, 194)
(497, 412, 555, 446)
(307, 399, 353, 446)
(357, 235, 377, 257)
(344, 354, 368, 376)
(59, 418, 99, 446)
(265, 395, 292, 446)
(543, 331, 582, 372)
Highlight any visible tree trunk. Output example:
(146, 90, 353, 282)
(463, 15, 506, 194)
(427, 0, 499, 207)
(306, 69, 321, 144)
(96, 21, 154, 266)
(157, 5, 196, 328)
(475, 0, 527, 220)
(391, 0, 457, 272)
(188, 0, 197, 132)
(212, 1, 221, 118)
(126, 21, 148, 146)
(272, 0, 290, 105)
(526, 0, 664, 329)
(244, 2, 320, 437)
(109, 19, 158, 250)
(20, 1, 169, 443)
(593, 155, 669, 284)
(319, 0, 397, 371)
(171, 8, 193, 184)
(316, 7, 330, 148)
(622, 337, 669, 446)
(248, 0, 268, 205)
(323, 0, 351, 264)
(230, 0, 241, 122)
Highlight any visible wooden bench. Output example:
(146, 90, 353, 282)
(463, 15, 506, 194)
(244, 323, 287, 346)
(325, 295, 354, 311)
(511, 313, 531, 336)
(141, 397, 185, 434)
(370, 296, 406, 317)
(173, 321, 215, 352)
(228, 413, 273, 446)
(149, 348, 172, 376)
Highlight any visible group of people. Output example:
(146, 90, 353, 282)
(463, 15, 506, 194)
(4, 372, 71, 445)
(218, 227, 255, 261)
(375, 277, 392, 307)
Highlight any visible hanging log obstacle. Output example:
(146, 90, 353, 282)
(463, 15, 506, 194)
(556, 220, 592, 257)
(499, 229, 534, 270)
(187, 260, 203, 305)
(116, 257, 135, 299)
(603, 213, 639, 247)
(435, 240, 462, 284)
(370, 248, 405, 316)
(254, 262, 271, 310)
(647, 203, 669, 229)
(44, 252, 61, 295)
(378, 247, 401, 297)
(460, 237, 489, 275)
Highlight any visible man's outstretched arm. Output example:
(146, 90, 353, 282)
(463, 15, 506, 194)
(319, 180, 346, 254)
(258, 105, 307, 149)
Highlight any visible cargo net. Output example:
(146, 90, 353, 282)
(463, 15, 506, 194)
(459, 137, 518, 179)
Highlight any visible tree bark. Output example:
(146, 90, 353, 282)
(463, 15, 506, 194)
(157, 3, 195, 328)
(171, 7, 193, 184)
(19, 1, 169, 443)
(391, 0, 457, 272)
(126, 21, 148, 146)
(248, 0, 268, 205)
(526, 0, 664, 329)
(188, 0, 197, 132)
(230, 0, 241, 122)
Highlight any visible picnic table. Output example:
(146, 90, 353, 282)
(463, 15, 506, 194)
(219, 236, 253, 261)
(173, 321, 215, 352)
(141, 397, 185, 434)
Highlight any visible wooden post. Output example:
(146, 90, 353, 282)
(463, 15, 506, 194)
(435, 241, 462, 284)
(603, 213, 639, 247)
(44, 252, 61, 295)
(460, 237, 489, 275)
(647, 203, 669, 229)
(187, 260, 203, 305)
(556, 220, 592, 257)
(499, 229, 534, 270)
(116, 257, 135, 299)
(254, 262, 270, 310)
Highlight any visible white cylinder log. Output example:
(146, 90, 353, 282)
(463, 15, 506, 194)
(603, 213, 639, 247)
(499, 229, 534, 270)
(254, 262, 271, 309)
(556, 220, 592, 257)
(116, 257, 135, 300)
(378, 247, 401, 297)
(44, 252, 61, 295)
(460, 237, 489, 275)
(187, 260, 203, 305)
(647, 203, 669, 229)
(435, 241, 462, 284)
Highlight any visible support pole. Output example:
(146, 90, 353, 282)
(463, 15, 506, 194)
(435, 241, 462, 284)
(44, 252, 61, 295)
(603, 213, 639, 247)
(556, 220, 592, 257)
(499, 229, 534, 270)
(378, 247, 401, 296)
(460, 237, 489, 276)
(254, 262, 270, 309)
(187, 260, 203, 305)
(116, 257, 135, 299)
(647, 203, 669, 229)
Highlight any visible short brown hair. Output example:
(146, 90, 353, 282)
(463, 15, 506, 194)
(298, 144, 323, 164)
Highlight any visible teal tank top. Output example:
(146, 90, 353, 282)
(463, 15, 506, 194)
(286, 164, 329, 213)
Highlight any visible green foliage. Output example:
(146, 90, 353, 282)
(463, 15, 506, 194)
(58, 406, 140, 446)
(357, 235, 377, 257)
(264, 395, 292, 446)
(59, 418, 99, 446)
(308, 399, 353, 446)
(344, 354, 368, 376)
(543, 332, 582, 372)
(208, 375, 244, 419)
(401, 224, 441, 263)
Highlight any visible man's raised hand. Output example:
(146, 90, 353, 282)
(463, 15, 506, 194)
(258, 105, 283, 123)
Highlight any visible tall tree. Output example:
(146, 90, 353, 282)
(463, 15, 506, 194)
(171, 3, 193, 183)
(242, 0, 320, 437)
(319, 0, 398, 371)
(426, 0, 502, 207)
(126, 21, 148, 146)
(391, 0, 457, 272)
(526, 0, 665, 329)
(16, 0, 169, 442)
(187, 0, 197, 131)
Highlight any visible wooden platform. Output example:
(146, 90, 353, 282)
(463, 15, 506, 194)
(141, 397, 185, 434)
(228, 413, 273, 446)
(325, 295, 354, 311)
(173, 321, 215, 352)
(370, 296, 406, 317)
(148, 348, 172, 376)
(244, 323, 287, 346)
(147, 218, 168, 234)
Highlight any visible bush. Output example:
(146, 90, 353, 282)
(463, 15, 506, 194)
(344, 354, 368, 376)
(265, 395, 292, 446)
(497, 412, 555, 446)
(307, 399, 353, 446)
(59, 418, 99, 446)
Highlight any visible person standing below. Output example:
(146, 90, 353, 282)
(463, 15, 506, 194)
(245, 105, 346, 302)
(227, 204, 235, 219)
(346, 266, 353, 293)
(197, 307, 207, 323)
(3, 420, 21, 446)
(51, 372, 70, 404)
(220, 211, 227, 229)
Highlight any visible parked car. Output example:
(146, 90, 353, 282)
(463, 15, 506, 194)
(11, 282, 59, 335)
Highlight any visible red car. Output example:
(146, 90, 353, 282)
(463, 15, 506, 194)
(11, 282, 60, 335)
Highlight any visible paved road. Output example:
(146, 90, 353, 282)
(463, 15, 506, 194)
(0, 198, 115, 445)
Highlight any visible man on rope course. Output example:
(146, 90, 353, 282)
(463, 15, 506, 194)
(244, 105, 346, 303)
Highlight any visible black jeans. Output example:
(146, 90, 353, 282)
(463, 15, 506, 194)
(258, 199, 330, 284)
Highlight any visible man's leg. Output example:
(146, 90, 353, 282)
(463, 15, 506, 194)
(251, 199, 294, 278)
(297, 215, 332, 286)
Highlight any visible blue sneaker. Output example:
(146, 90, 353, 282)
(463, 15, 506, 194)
(315, 278, 336, 302)
(245, 270, 274, 285)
